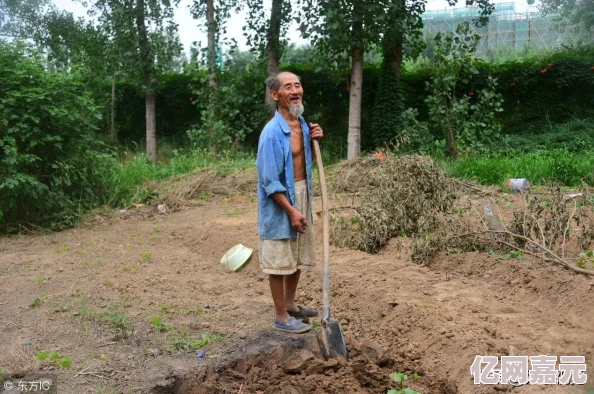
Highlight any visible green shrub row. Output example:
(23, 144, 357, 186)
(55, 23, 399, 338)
(107, 47, 594, 154)
(0, 43, 114, 230)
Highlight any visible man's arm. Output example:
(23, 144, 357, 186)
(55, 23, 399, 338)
(271, 193, 307, 234)
(257, 136, 307, 234)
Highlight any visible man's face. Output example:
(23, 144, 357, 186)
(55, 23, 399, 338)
(271, 72, 303, 115)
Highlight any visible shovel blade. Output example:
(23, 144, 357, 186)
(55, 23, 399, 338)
(316, 319, 347, 360)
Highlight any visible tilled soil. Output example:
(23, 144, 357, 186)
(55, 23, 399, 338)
(1, 190, 593, 394)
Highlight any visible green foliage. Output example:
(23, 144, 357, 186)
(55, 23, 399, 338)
(37, 350, 72, 368)
(51, 304, 69, 313)
(101, 148, 255, 208)
(191, 333, 223, 349)
(388, 372, 422, 394)
(405, 23, 504, 157)
(151, 317, 167, 332)
(494, 118, 594, 154)
(104, 308, 133, 338)
(114, 72, 198, 143)
(497, 250, 526, 261)
(165, 329, 222, 352)
(442, 149, 594, 187)
(185, 58, 268, 152)
(0, 42, 113, 230)
(371, 54, 405, 148)
(577, 250, 594, 269)
(30, 297, 43, 308)
(103, 47, 594, 160)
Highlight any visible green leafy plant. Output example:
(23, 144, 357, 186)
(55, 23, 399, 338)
(52, 304, 69, 313)
(141, 250, 152, 261)
(403, 23, 504, 157)
(191, 333, 223, 349)
(30, 297, 43, 308)
(56, 245, 69, 254)
(37, 351, 72, 368)
(497, 250, 526, 261)
(151, 317, 167, 333)
(387, 372, 422, 394)
(577, 250, 594, 269)
(0, 42, 113, 232)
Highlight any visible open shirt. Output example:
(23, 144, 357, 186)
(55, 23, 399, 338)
(256, 111, 313, 240)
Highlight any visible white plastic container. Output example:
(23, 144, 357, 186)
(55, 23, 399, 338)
(506, 178, 531, 192)
(220, 244, 253, 272)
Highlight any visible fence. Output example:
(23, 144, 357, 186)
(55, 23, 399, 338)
(422, 2, 569, 55)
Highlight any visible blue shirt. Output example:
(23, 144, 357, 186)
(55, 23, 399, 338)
(256, 111, 313, 240)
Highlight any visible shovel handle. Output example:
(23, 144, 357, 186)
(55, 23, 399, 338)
(313, 139, 331, 322)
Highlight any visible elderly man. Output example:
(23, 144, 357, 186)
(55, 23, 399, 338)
(256, 71, 324, 333)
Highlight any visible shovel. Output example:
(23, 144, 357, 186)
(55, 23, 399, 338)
(312, 139, 347, 360)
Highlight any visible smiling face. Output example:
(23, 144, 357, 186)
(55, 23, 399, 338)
(270, 72, 304, 118)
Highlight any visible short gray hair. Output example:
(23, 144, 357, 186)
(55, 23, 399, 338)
(266, 72, 301, 92)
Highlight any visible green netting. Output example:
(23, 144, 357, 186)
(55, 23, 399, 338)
(422, 2, 569, 55)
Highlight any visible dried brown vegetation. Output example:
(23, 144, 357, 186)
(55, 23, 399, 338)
(328, 153, 594, 275)
(329, 152, 459, 253)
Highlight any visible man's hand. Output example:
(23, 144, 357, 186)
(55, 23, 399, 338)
(309, 123, 323, 140)
(290, 210, 308, 234)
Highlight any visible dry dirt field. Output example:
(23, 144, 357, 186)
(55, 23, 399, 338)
(1, 168, 594, 394)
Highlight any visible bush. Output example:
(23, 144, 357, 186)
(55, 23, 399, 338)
(403, 23, 504, 157)
(0, 42, 113, 230)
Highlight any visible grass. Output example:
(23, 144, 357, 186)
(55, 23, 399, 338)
(103, 148, 255, 208)
(225, 208, 247, 216)
(30, 297, 43, 308)
(169, 332, 223, 352)
(441, 149, 594, 187)
(496, 117, 594, 154)
(105, 308, 132, 338)
(37, 276, 48, 287)
(77, 300, 133, 338)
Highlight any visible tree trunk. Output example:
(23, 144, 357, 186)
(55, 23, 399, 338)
(207, 0, 217, 88)
(347, 1, 364, 160)
(348, 45, 363, 159)
(265, 0, 282, 117)
(135, 0, 157, 163)
(386, 0, 405, 82)
(386, 38, 403, 83)
(446, 127, 459, 158)
(110, 67, 117, 139)
(146, 90, 157, 162)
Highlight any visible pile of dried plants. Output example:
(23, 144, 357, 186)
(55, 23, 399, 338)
(412, 185, 594, 276)
(329, 152, 459, 253)
(327, 152, 594, 276)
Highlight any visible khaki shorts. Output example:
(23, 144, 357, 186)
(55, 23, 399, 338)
(259, 180, 317, 275)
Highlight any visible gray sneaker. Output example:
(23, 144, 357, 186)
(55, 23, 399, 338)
(273, 317, 312, 333)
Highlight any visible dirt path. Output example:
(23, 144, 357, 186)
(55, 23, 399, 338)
(1, 193, 593, 393)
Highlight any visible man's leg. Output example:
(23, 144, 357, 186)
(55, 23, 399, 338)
(269, 274, 291, 322)
(284, 269, 301, 313)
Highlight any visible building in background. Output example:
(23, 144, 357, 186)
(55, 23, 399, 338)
(422, 2, 569, 57)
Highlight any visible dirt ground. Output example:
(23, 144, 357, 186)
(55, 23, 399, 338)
(1, 172, 594, 394)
